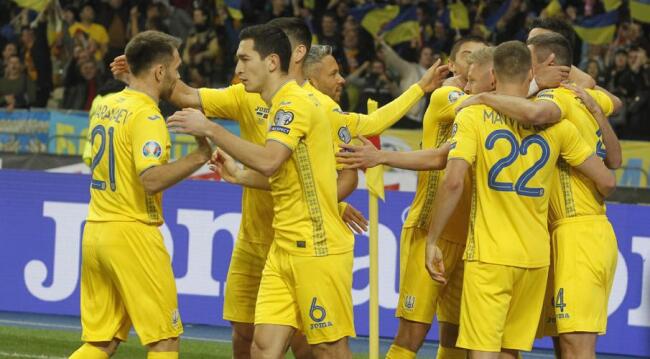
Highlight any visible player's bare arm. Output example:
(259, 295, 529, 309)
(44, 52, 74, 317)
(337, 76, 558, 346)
(533, 53, 571, 90)
(339, 202, 368, 234)
(595, 85, 623, 113)
(168, 108, 289, 177)
(111, 54, 201, 109)
(140, 136, 212, 195)
(573, 155, 617, 197)
(562, 83, 623, 169)
(424, 158, 469, 284)
(337, 169, 358, 201)
(210, 148, 271, 190)
(568, 65, 596, 89)
(337, 136, 450, 170)
(456, 93, 561, 125)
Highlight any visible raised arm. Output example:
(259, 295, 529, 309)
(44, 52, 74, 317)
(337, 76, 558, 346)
(455, 92, 562, 125)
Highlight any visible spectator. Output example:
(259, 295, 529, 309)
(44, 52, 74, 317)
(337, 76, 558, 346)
(585, 59, 607, 87)
(259, 0, 293, 23)
(379, 38, 436, 126)
(62, 59, 103, 111)
(0, 55, 37, 110)
(182, 7, 221, 87)
(68, 3, 109, 62)
(0, 42, 17, 77)
(608, 48, 636, 99)
(347, 59, 399, 114)
(157, 0, 193, 41)
(317, 12, 342, 53)
(96, 0, 129, 67)
(20, 18, 52, 107)
(430, 19, 453, 55)
(626, 46, 650, 135)
(339, 28, 371, 76)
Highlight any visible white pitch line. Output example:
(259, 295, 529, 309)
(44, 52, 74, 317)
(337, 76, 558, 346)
(0, 352, 66, 359)
(0, 319, 79, 331)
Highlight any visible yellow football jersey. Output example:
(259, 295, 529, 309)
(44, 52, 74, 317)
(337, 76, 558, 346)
(86, 88, 171, 225)
(199, 84, 274, 244)
(535, 87, 614, 223)
(266, 81, 353, 256)
(448, 104, 593, 268)
(403, 86, 471, 244)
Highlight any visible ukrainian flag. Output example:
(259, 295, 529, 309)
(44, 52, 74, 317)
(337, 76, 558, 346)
(543, 0, 564, 18)
(224, 0, 243, 20)
(603, 0, 622, 12)
(484, 0, 510, 31)
(349, 4, 399, 36)
(12, 0, 48, 12)
(381, 7, 419, 45)
(630, 0, 650, 23)
(448, 0, 469, 30)
(573, 10, 618, 45)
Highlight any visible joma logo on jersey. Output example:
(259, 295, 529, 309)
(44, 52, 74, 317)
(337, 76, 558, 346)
(308, 297, 333, 329)
(142, 141, 162, 159)
(403, 295, 416, 311)
(255, 106, 269, 122)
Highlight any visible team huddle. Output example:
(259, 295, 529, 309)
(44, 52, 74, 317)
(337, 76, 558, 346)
(68, 15, 621, 359)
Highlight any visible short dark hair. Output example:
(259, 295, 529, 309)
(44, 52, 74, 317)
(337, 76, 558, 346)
(239, 24, 292, 73)
(450, 35, 490, 61)
(528, 17, 576, 49)
(125, 31, 181, 76)
(493, 41, 531, 82)
(267, 17, 312, 50)
(527, 33, 573, 67)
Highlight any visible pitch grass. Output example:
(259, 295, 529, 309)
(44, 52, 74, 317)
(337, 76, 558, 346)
(0, 326, 377, 358)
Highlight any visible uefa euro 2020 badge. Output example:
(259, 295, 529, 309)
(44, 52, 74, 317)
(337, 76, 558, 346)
(142, 140, 162, 159)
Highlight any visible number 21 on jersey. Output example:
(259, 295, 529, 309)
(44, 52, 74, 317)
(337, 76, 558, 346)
(90, 124, 116, 191)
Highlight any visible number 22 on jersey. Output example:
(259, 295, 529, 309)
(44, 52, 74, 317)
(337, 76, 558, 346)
(485, 129, 550, 197)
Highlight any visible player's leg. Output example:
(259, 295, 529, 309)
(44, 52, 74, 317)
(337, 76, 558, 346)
(436, 242, 467, 359)
(289, 332, 314, 359)
(388, 228, 437, 357)
(251, 324, 296, 358)
(253, 244, 303, 358)
(100, 222, 183, 354)
(70, 222, 131, 358)
(293, 251, 355, 358)
(224, 240, 272, 358)
(311, 337, 352, 359)
(551, 217, 617, 359)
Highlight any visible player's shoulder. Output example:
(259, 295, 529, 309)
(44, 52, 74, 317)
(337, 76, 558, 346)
(535, 86, 569, 101)
(431, 85, 466, 105)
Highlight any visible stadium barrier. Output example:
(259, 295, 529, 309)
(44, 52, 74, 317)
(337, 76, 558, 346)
(0, 170, 648, 357)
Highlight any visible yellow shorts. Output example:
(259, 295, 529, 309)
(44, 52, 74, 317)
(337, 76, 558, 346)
(538, 215, 617, 336)
(254, 243, 355, 344)
(395, 227, 465, 324)
(457, 261, 548, 352)
(223, 240, 271, 323)
(80, 221, 183, 345)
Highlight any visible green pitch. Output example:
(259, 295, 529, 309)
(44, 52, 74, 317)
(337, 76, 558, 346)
(0, 326, 380, 358)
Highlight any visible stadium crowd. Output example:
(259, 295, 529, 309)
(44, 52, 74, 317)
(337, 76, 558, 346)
(0, 0, 648, 138)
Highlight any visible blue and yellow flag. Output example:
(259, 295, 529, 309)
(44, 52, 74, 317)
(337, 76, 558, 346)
(484, 0, 510, 31)
(448, 1, 469, 30)
(12, 0, 48, 12)
(349, 4, 399, 36)
(573, 10, 618, 45)
(543, 0, 564, 18)
(381, 6, 419, 45)
(603, 0, 622, 12)
(224, 0, 243, 20)
(630, 0, 650, 23)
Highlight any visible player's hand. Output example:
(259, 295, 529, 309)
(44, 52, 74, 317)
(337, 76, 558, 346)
(454, 92, 485, 114)
(209, 148, 241, 184)
(425, 242, 446, 284)
(168, 108, 212, 136)
(336, 136, 382, 169)
(109, 54, 131, 84)
(340, 202, 368, 234)
(561, 82, 600, 115)
(417, 59, 450, 93)
(535, 53, 571, 90)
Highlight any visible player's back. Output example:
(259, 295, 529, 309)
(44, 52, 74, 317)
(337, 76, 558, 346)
(404, 86, 471, 241)
(450, 104, 592, 268)
(266, 81, 353, 257)
(87, 88, 170, 225)
(535, 87, 614, 222)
